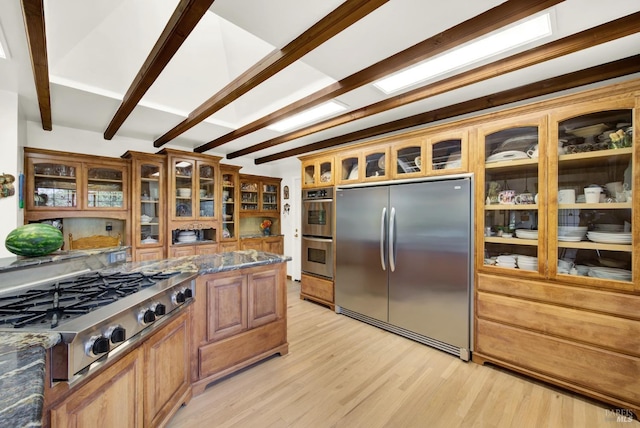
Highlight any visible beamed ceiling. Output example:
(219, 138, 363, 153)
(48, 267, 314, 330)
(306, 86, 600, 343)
(2, 0, 640, 169)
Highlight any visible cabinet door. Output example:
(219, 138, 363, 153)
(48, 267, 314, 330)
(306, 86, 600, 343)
(219, 241, 239, 252)
(197, 161, 216, 220)
(263, 236, 283, 254)
(361, 146, 389, 182)
(302, 160, 317, 188)
(261, 180, 280, 213)
(240, 179, 259, 212)
(549, 100, 635, 291)
(196, 244, 219, 255)
(27, 157, 82, 210)
(391, 138, 423, 179)
(477, 114, 547, 277)
(144, 310, 190, 428)
(240, 238, 263, 251)
(221, 170, 238, 240)
(248, 269, 283, 329)
(135, 247, 164, 262)
(206, 273, 248, 341)
(136, 160, 165, 250)
(171, 157, 195, 220)
(50, 348, 143, 428)
(426, 130, 468, 175)
(83, 162, 128, 210)
(170, 245, 196, 258)
(336, 151, 362, 185)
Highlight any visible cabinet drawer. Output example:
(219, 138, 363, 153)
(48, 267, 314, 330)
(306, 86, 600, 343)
(476, 319, 640, 407)
(477, 291, 640, 356)
(301, 273, 334, 303)
(477, 273, 640, 320)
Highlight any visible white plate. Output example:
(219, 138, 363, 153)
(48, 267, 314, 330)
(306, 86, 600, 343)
(558, 236, 582, 242)
(588, 267, 632, 280)
(515, 230, 538, 239)
(486, 150, 529, 163)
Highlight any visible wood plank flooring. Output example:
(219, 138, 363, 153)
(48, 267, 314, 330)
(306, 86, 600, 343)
(167, 280, 637, 427)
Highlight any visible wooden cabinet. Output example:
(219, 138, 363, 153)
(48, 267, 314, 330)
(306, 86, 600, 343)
(25, 148, 129, 221)
(239, 174, 281, 215)
(301, 156, 334, 188)
(472, 82, 640, 415)
(240, 235, 284, 254)
(191, 263, 288, 395)
(390, 137, 423, 179)
(50, 347, 144, 427)
(220, 165, 240, 247)
(335, 149, 361, 185)
(160, 149, 222, 254)
(143, 310, 192, 428)
(122, 151, 166, 261)
(425, 129, 469, 176)
(476, 113, 547, 278)
(46, 308, 192, 428)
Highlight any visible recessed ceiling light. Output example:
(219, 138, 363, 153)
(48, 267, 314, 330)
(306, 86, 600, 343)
(373, 12, 553, 94)
(267, 101, 347, 133)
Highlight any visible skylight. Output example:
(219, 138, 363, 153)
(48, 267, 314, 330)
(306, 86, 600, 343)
(0, 23, 9, 59)
(267, 101, 347, 133)
(374, 12, 553, 94)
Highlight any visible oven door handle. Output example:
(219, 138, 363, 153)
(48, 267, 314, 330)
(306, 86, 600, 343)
(303, 198, 333, 203)
(380, 207, 387, 271)
(302, 236, 333, 243)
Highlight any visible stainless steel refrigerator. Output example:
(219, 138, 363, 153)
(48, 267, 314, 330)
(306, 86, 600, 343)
(335, 175, 473, 360)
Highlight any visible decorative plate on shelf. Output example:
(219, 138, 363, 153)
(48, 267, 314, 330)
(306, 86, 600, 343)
(486, 150, 529, 163)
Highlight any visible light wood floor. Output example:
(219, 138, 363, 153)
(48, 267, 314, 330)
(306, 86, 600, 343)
(168, 280, 637, 428)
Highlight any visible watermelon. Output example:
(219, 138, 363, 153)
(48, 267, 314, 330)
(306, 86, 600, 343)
(5, 223, 64, 257)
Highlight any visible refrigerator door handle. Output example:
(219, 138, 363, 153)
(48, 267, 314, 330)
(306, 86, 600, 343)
(380, 207, 387, 271)
(389, 206, 396, 272)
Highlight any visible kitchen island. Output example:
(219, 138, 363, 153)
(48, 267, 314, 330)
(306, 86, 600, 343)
(0, 249, 290, 428)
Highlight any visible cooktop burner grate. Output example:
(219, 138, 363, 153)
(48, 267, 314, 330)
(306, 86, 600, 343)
(0, 271, 180, 329)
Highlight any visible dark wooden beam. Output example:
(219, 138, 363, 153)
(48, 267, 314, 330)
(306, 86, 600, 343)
(234, 10, 640, 159)
(255, 55, 640, 164)
(103, 0, 215, 140)
(153, 0, 390, 148)
(21, 0, 51, 130)
(201, 0, 564, 154)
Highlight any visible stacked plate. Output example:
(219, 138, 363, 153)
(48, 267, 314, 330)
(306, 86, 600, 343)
(588, 267, 632, 281)
(177, 230, 197, 243)
(558, 226, 587, 241)
(496, 255, 517, 269)
(515, 229, 538, 240)
(486, 150, 529, 163)
(516, 255, 538, 271)
(594, 223, 624, 232)
(586, 231, 631, 244)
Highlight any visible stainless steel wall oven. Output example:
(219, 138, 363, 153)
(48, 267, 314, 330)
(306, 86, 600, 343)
(302, 187, 334, 279)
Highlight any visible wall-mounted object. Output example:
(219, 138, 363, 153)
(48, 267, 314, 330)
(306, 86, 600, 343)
(0, 173, 15, 198)
(283, 185, 289, 199)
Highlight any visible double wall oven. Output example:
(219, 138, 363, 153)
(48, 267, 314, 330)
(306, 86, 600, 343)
(302, 187, 334, 279)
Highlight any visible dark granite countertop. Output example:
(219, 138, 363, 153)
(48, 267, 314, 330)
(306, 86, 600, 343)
(0, 250, 290, 426)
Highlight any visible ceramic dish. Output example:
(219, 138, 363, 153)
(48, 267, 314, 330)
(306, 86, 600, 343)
(486, 150, 529, 163)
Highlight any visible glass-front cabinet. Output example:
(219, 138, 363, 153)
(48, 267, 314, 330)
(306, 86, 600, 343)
(391, 137, 423, 179)
(478, 114, 547, 277)
(28, 157, 81, 210)
(362, 145, 389, 182)
(426, 130, 468, 176)
(301, 156, 333, 188)
(83, 163, 127, 210)
(240, 177, 259, 212)
(221, 166, 240, 242)
(336, 150, 361, 185)
(122, 151, 166, 261)
(549, 101, 635, 291)
(240, 175, 281, 214)
(262, 180, 279, 213)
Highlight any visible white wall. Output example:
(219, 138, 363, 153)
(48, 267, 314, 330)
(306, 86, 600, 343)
(0, 90, 20, 257)
(272, 157, 301, 279)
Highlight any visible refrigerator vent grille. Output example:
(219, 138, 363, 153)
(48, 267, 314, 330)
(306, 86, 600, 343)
(339, 307, 466, 360)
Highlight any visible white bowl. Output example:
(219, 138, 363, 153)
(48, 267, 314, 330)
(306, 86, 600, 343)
(567, 123, 608, 138)
(141, 215, 152, 223)
(177, 188, 191, 197)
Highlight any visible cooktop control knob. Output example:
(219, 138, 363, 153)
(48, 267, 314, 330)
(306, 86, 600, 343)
(154, 303, 166, 316)
(184, 288, 193, 299)
(105, 325, 126, 343)
(85, 335, 110, 356)
(172, 290, 185, 305)
(138, 308, 156, 325)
